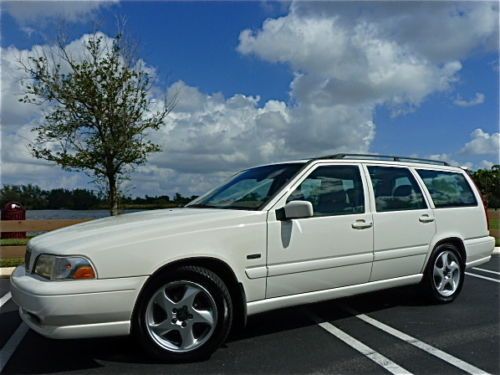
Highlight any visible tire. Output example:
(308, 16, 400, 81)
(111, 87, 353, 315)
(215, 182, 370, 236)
(133, 266, 233, 362)
(421, 243, 464, 303)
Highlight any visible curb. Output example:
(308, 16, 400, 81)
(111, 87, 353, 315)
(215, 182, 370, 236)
(1, 248, 499, 279)
(0, 267, 15, 279)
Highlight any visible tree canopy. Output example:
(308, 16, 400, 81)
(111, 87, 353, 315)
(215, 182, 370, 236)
(471, 165, 500, 209)
(19, 32, 174, 215)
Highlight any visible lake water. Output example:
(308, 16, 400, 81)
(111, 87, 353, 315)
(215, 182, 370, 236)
(27, 209, 143, 220)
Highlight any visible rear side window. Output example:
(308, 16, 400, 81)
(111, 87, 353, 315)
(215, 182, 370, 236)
(416, 170, 477, 208)
(368, 166, 427, 212)
(287, 165, 365, 216)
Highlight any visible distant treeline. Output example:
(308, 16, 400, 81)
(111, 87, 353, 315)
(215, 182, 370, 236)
(0, 185, 198, 210)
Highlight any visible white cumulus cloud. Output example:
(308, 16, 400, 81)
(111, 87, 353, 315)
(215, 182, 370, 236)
(454, 92, 486, 107)
(477, 160, 495, 170)
(427, 153, 473, 169)
(461, 129, 500, 156)
(238, 1, 497, 113)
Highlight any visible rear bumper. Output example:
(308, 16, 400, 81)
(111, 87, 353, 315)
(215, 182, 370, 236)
(464, 236, 495, 268)
(10, 266, 147, 339)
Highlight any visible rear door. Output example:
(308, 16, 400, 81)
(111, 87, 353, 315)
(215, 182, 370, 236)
(364, 164, 436, 281)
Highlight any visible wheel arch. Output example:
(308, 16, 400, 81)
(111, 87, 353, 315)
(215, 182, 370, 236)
(132, 256, 247, 333)
(423, 236, 466, 272)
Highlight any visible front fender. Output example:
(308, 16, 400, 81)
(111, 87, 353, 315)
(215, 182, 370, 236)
(87, 215, 268, 302)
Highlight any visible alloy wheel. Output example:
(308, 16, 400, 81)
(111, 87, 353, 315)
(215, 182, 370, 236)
(433, 250, 461, 297)
(145, 280, 217, 353)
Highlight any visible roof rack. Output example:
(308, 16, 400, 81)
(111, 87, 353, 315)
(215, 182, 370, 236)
(313, 153, 450, 166)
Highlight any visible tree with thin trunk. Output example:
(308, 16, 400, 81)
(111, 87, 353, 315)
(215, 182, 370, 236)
(18, 32, 173, 215)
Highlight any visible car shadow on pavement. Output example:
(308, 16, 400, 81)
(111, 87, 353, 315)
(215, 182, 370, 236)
(4, 285, 430, 374)
(233, 284, 430, 340)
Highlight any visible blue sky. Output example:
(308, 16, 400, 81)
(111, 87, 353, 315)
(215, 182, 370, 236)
(1, 1, 499, 197)
(373, 54, 499, 156)
(2, 2, 293, 100)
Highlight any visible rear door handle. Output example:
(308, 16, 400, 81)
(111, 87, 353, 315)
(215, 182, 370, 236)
(419, 214, 435, 223)
(352, 219, 373, 229)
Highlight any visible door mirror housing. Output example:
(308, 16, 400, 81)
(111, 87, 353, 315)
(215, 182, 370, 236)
(277, 200, 314, 220)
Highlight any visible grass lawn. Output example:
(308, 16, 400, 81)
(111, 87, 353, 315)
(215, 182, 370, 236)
(488, 210, 500, 246)
(488, 214, 499, 229)
(0, 257, 24, 268)
(0, 237, 31, 246)
(486, 209, 499, 246)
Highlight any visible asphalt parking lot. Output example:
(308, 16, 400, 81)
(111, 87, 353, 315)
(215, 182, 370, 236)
(1, 256, 499, 374)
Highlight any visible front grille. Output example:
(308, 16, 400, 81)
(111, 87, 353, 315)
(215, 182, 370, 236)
(25, 248, 31, 272)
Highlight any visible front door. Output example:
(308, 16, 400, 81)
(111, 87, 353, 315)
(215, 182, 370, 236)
(266, 164, 374, 298)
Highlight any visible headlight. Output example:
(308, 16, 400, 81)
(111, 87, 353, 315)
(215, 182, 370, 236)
(34, 255, 96, 280)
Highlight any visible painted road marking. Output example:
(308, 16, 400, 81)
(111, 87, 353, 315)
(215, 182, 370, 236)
(309, 312, 412, 375)
(0, 292, 11, 309)
(471, 268, 500, 277)
(0, 323, 28, 373)
(340, 305, 490, 375)
(465, 272, 500, 284)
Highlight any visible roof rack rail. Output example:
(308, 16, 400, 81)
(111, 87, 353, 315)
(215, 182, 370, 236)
(314, 153, 450, 166)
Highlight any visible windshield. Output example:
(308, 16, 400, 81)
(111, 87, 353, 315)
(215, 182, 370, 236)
(187, 163, 304, 210)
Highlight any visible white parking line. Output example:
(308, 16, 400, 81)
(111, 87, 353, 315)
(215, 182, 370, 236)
(309, 313, 412, 375)
(465, 272, 500, 284)
(0, 292, 12, 309)
(471, 267, 500, 277)
(340, 305, 490, 375)
(0, 323, 28, 373)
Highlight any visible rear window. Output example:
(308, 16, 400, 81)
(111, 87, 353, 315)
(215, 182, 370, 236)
(416, 170, 477, 208)
(368, 166, 427, 212)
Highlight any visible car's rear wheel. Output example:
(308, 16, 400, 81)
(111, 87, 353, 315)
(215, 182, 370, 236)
(422, 243, 464, 303)
(134, 266, 233, 362)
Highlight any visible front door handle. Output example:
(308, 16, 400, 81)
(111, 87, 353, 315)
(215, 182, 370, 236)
(352, 219, 373, 229)
(419, 214, 435, 223)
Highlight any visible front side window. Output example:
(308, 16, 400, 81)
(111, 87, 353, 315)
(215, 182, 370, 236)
(287, 165, 365, 217)
(416, 169, 477, 208)
(368, 166, 427, 212)
(187, 163, 303, 210)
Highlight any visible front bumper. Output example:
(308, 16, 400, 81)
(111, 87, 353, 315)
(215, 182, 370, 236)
(10, 266, 148, 339)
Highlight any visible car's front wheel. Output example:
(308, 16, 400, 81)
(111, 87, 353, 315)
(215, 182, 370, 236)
(133, 266, 233, 362)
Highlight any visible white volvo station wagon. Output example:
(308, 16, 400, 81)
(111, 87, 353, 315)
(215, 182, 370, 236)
(11, 154, 495, 361)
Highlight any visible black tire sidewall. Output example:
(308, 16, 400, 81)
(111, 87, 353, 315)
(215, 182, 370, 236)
(133, 266, 233, 362)
(424, 243, 464, 303)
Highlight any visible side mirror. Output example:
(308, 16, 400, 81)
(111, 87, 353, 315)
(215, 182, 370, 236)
(277, 200, 314, 220)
